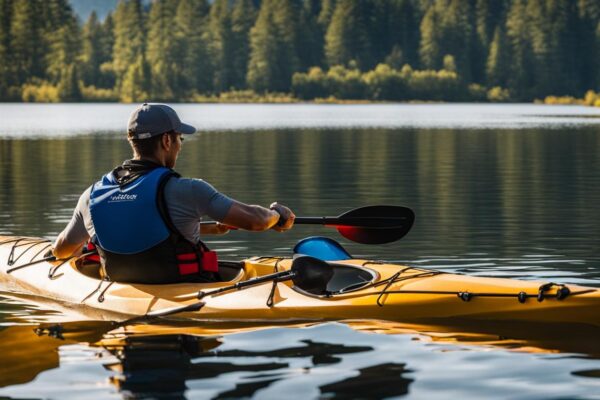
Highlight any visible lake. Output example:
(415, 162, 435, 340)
(0, 103, 599, 399)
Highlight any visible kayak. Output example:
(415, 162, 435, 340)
(1, 235, 599, 326)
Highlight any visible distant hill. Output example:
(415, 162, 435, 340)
(69, 0, 120, 21)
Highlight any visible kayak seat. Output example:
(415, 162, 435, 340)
(76, 260, 103, 280)
(217, 261, 245, 282)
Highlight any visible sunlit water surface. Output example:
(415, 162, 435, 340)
(0, 104, 599, 399)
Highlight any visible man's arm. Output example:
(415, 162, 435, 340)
(53, 189, 91, 259)
(186, 179, 295, 233)
(53, 231, 86, 259)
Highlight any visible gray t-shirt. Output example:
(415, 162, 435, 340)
(62, 177, 233, 245)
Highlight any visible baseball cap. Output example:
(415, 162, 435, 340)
(127, 103, 196, 139)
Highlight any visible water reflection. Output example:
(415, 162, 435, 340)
(0, 318, 599, 399)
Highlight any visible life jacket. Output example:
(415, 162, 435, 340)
(88, 161, 218, 284)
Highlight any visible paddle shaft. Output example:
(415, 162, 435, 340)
(198, 270, 294, 299)
(201, 216, 409, 228)
(119, 269, 296, 323)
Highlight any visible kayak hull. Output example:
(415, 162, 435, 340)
(1, 236, 599, 326)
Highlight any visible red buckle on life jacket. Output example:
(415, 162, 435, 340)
(201, 250, 218, 272)
(175, 251, 219, 275)
(83, 242, 100, 263)
(177, 253, 199, 275)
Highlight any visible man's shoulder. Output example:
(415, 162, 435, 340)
(80, 185, 93, 204)
(166, 176, 218, 198)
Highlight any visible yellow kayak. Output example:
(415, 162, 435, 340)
(1, 235, 599, 326)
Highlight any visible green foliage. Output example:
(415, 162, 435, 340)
(80, 85, 118, 102)
(487, 86, 511, 102)
(57, 63, 83, 101)
(6, 0, 600, 103)
(293, 63, 465, 101)
(21, 79, 59, 102)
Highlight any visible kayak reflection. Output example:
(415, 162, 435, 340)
(0, 318, 598, 398)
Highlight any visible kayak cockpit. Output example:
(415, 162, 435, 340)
(73, 259, 245, 284)
(294, 262, 377, 296)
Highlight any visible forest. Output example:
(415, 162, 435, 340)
(1, 0, 599, 103)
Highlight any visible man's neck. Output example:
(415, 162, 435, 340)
(133, 155, 166, 166)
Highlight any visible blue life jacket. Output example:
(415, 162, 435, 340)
(87, 162, 218, 284)
(90, 167, 172, 254)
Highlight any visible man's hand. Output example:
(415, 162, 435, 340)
(269, 202, 295, 232)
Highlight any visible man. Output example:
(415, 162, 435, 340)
(53, 103, 295, 283)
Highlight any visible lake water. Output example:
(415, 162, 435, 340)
(0, 104, 599, 399)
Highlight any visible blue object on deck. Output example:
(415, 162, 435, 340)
(293, 236, 353, 261)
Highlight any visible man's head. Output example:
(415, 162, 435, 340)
(127, 103, 196, 168)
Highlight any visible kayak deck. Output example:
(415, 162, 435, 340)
(0, 236, 599, 326)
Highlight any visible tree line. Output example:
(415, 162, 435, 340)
(1, 0, 599, 103)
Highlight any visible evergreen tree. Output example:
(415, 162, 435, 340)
(10, 0, 45, 84)
(40, 0, 81, 84)
(98, 12, 116, 88)
(505, 0, 534, 98)
(146, 0, 180, 100)
(45, 7, 80, 84)
(81, 12, 103, 86)
(419, 2, 440, 69)
(206, 0, 235, 92)
(386, 0, 420, 69)
(112, 0, 145, 90)
(57, 63, 82, 101)
(486, 25, 509, 87)
(533, 0, 580, 95)
(175, 0, 211, 94)
(120, 55, 150, 102)
(318, 0, 336, 28)
(419, 0, 474, 81)
(473, 0, 508, 83)
(325, 0, 371, 69)
(297, 0, 324, 70)
(0, 0, 13, 98)
(577, 0, 600, 90)
(247, 0, 300, 92)
(230, 0, 257, 89)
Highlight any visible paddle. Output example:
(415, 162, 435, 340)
(202, 205, 415, 245)
(118, 256, 333, 324)
(295, 205, 415, 244)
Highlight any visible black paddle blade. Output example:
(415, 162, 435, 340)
(335, 205, 415, 245)
(291, 256, 334, 295)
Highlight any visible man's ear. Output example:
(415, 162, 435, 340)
(161, 133, 170, 149)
